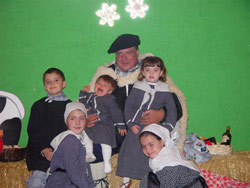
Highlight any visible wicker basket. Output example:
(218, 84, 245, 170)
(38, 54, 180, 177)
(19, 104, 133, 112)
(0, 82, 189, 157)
(0, 147, 26, 162)
(207, 144, 232, 156)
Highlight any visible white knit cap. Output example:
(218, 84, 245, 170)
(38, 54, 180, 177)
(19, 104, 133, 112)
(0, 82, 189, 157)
(64, 101, 87, 123)
(140, 124, 174, 147)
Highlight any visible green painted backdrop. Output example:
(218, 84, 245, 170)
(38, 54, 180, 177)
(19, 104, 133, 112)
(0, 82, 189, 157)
(0, 0, 249, 151)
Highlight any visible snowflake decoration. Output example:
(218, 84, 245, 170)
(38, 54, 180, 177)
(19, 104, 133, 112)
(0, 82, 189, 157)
(96, 3, 120, 27)
(125, 0, 149, 19)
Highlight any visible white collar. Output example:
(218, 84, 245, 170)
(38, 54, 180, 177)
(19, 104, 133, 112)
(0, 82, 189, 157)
(50, 130, 85, 153)
(149, 146, 199, 173)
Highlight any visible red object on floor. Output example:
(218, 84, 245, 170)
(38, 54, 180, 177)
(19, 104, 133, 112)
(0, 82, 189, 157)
(200, 169, 250, 188)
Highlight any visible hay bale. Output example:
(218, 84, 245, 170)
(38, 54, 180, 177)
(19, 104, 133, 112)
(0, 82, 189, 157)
(196, 151, 250, 183)
(0, 159, 31, 188)
(0, 151, 248, 188)
(107, 151, 250, 187)
(107, 154, 140, 188)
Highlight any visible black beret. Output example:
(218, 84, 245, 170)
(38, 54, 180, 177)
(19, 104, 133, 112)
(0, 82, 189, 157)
(108, 34, 140, 54)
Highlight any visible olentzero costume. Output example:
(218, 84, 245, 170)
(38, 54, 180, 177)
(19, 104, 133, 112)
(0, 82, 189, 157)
(89, 34, 188, 154)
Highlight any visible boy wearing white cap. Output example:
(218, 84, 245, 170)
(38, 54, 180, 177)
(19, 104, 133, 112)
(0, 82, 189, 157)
(45, 102, 95, 188)
(139, 124, 207, 188)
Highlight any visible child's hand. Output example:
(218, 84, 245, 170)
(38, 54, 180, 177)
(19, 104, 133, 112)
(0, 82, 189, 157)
(82, 86, 90, 92)
(131, 125, 140, 134)
(118, 128, 127, 136)
(140, 109, 164, 125)
(42, 148, 53, 161)
(86, 113, 98, 127)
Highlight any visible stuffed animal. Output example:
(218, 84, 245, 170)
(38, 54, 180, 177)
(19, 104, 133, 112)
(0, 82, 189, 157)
(0, 91, 25, 147)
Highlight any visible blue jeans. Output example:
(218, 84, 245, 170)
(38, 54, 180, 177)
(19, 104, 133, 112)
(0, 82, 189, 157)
(26, 170, 47, 188)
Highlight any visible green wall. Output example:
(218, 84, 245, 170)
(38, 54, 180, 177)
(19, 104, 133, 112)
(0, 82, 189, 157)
(0, 0, 249, 151)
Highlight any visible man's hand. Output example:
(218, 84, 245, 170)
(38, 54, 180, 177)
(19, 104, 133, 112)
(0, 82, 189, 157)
(118, 128, 127, 136)
(140, 109, 164, 125)
(131, 125, 141, 134)
(82, 86, 90, 92)
(42, 148, 53, 161)
(86, 113, 98, 127)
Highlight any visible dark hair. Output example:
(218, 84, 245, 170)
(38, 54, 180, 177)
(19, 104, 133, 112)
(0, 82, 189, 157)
(139, 131, 162, 142)
(138, 56, 167, 82)
(43, 68, 65, 83)
(96, 75, 116, 90)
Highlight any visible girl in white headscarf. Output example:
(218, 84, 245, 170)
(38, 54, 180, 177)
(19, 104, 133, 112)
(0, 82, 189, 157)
(139, 124, 208, 188)
(45, 102, 95, 188)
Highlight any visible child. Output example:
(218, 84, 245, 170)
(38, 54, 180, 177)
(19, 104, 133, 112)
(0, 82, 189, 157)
(139, 124, 207, 188)
(79, 75, 126, 174)
(26, 68, 71, 188)
(45, 101, 95, 188)
(117, 56, 177, 187)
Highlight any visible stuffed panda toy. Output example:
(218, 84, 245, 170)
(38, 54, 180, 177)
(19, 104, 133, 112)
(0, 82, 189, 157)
(0, 91, 25, 148)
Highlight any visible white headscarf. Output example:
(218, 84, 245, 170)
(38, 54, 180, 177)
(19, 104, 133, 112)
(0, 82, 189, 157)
(51, 101, 88, 153)
(140, 124, 199, 173)
(51, 130, 86, 153)
(64, 101, 87, 123)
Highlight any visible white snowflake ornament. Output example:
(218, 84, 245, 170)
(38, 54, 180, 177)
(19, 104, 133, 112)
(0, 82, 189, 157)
(96, 3, 120, 27)
(125, 0, 149, 19)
